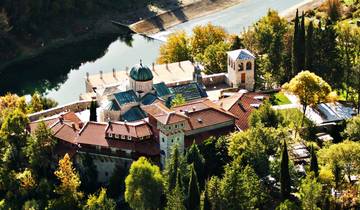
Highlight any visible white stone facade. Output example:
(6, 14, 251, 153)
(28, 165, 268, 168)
(227, 49, 255, 91)
(158, 121, 185, 166)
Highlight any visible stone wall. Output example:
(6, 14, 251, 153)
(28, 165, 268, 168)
(28, 100, 92, 121)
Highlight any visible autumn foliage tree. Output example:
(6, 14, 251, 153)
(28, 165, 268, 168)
(282, 71, 334, 126)
(48, 153, 83, 209)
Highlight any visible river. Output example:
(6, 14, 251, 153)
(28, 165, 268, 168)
(0, 0, 304, 105)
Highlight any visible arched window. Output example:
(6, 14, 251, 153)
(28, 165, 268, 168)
(238, 63, 244, 71)
(246, 62, 252, 70)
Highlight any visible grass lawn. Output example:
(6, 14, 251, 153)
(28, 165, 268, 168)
(270, 92, 291, 105)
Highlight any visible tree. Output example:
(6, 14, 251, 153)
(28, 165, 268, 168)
(299, 175, 322, 210)
(298, 12, 306, 72)
(199, 136, 231, 178)
(309, 146, 319, 177)
(89, 100, 97, 122)
(186, 144, 205, 188)
(200, 41, 230, 74)
(25, 121, 57, 176)
(305, 21, 314, 70)
(221, 163, 267, 210)
(276, 199, 299, 210)
(171, 94, 186, 107)
(228, 34, 242, 50)
(28, 92, 43, 113)
(249, 100, 283, 128)
(343, 114, 360, 141)
(201, 183, 211, 210)
(79, 153, 98, 193)
(318, 140, 360, 183)
(253, 9, 288, 82)
(165, 145, 180, 192)
(326, 0, 342, 22)
(190, 23, 227, 58)
(166, 173, 186, 210)
(157, 31, 191, 64)
(280, 140, 291, 200)
(108, 164, 128, 199)
(187, 164, 200, 210)
(125, 157, 164, 210)
(282, 71, 333, 126)
(207, 176, 222, 210)
(83, 188, 116, 210)
(228, 126, 283, 177)
(292, 9, 300, 75)
(336, 21, 360, 99)
(48, 153, 83, 209)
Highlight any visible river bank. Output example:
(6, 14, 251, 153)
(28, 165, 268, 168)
(130, 0, 325, 35)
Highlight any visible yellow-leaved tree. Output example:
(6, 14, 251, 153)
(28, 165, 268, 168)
(48, 153, 83, 209)
(157, 30, 191, 64)
(282, 70, 336, 126)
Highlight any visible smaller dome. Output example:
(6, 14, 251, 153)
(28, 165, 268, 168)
(130, 62, 153, 81)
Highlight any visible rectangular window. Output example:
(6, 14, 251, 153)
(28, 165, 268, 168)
(241, 73, 246, 83)
(127, 136, 132, 140)
(108, 133, 113, 138)
(115, 134, 119, 139)
(121, 135, 125, 139)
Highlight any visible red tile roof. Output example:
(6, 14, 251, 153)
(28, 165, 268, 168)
(218, 92, 268, 130)
(105, 121, 152, 138)
(52, 122, 79, 144)
(142, 102, 188, 125)
(76, 121, 159, 156)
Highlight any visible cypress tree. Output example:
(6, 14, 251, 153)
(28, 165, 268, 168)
(309, 146, 319, 177)
(280, 140, 291, 200)
(292, 9, 300, 75)
(201, 182, 211, 210)
(299, 12, 306, 71)
(187, 164, 200, 210)
(186, 144, 205, 189)
(167, 146, 180, 192)
(305, 21, 314, 70)
(89, 100, 97, 122)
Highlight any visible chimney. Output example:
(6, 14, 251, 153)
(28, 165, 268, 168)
(71, 123, 76, 131)
(100, 71, 103, 79)
(112, 68, 116, 78)
(125, 66, 129, 75)
(178, 61, 181, 67)
(152, 62, 155, 71)
(59, 115, 64, 124)
(220, 102, 223, 108)
(86, 72, 89, 81)
(192, 106, 196, 111)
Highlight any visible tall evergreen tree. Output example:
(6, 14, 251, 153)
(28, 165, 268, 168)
(298, 12, 306, 71)
(305, 21, 314, 70)
(187, 164, 200, 210)
(186, 144, 205, 189)
(166, 145, 180, 192)
(309, 146, 319, 177)
(89, 101, 97, 122)
(201, 182, 211, 210)
(292, 9, 300, 75)
(280, 140, 291, 200)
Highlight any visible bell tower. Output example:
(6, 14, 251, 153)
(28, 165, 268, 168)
(227, 49, 255, 91)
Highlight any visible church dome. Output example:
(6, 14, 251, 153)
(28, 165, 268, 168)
(129, 62, 153, 81)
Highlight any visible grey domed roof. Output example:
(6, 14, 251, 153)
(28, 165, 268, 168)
(129, 62, 153, 81)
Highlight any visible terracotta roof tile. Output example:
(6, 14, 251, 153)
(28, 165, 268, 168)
(142, 102, 188, 125)
(106, 121, 152, 138)
(226, 92, 268, 130)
